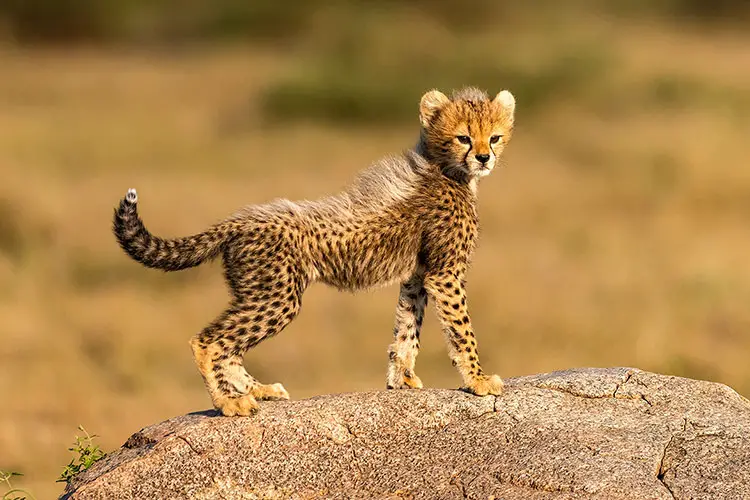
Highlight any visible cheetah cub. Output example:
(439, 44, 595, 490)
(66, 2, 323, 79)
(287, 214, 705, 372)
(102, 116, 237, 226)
(113, 87, 515, 416)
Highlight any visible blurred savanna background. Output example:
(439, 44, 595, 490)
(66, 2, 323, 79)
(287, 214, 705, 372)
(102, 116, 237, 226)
(1, 0, 750, 496)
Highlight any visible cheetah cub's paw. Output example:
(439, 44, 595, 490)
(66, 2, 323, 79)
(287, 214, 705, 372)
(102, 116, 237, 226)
(464, 374, 504, 396)
(386, 367, 424, 390)
(215, 393, 260, 417)
(250, 382, 290, 401)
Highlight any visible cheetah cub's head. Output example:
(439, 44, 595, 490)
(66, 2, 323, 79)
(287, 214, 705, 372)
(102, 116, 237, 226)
(419, 87, 515, 179)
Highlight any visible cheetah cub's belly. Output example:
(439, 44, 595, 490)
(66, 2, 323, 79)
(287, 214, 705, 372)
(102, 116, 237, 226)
(311, 221, 422, 292)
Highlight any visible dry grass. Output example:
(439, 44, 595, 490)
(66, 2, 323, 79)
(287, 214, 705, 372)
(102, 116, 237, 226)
(1, 22, 749, 498)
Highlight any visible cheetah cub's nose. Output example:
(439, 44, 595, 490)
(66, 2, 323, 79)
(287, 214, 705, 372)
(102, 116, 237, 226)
(475, 154, 490, 164)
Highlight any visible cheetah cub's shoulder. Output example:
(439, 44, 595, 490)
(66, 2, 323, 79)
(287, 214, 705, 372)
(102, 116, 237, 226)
(113, 87, 516, 416)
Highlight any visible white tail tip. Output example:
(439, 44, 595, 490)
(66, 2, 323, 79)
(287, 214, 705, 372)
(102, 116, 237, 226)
(125, 188, 138, 204)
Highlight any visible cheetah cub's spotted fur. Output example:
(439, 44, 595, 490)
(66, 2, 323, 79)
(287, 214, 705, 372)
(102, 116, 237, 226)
(113, 87, 516, 416)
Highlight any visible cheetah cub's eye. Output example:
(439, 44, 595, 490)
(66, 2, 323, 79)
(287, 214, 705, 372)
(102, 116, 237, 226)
(456, 135, 471, 145)
(490, 135, 502, 145)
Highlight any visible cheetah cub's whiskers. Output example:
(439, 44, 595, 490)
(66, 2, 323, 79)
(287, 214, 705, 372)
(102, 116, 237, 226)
(113, 86, 515, 416)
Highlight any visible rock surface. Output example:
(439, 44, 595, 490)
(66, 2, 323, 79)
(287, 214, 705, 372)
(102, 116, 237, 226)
(61, 368, 750, 499)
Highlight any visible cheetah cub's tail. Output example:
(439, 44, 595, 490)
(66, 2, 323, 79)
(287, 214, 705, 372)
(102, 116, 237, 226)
(113, 188, 228, 271)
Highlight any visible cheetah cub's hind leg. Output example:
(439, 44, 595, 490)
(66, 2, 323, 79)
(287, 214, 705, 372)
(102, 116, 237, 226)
(386, 276, 427, 390)
(190, 331, 261, 416)
(191, 272, 302, 416)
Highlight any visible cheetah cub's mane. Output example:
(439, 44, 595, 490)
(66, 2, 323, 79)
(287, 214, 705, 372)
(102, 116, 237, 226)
(113, 86, 516, 417)
(247, 151, 427, 223)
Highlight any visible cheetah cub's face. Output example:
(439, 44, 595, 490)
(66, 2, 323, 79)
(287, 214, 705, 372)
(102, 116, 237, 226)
(419, 88, 515, 178)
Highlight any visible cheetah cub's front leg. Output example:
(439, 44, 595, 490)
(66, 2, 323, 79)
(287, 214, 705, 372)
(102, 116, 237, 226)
(386, 276, 427, 390)
(424, 272, 504, 396)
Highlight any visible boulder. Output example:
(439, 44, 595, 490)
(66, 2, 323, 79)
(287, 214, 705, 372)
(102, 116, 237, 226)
(60, 368, 750, 499)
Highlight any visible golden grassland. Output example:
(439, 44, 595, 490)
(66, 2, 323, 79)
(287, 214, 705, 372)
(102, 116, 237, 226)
(1, 21, 750, 497)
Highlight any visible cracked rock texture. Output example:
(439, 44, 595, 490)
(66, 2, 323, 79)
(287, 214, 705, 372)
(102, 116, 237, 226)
(61, 368, 750, 499)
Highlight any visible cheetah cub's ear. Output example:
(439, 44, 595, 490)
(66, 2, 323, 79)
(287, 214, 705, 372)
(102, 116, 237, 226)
(493, 90, 516, 121)
(419, 89, 450, 128)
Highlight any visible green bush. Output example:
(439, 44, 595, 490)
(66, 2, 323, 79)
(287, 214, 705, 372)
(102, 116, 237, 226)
(0, 0, 508, 44)
(604, 0, 750, 23)
(2, 0, 746, 45)
(0, 0, 315, 43)
(663, 0, 750, 20)
(0, 0, 128, 42)
(260, 47, 610, 125)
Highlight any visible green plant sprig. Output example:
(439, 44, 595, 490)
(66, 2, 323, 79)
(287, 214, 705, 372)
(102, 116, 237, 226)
(57, 426, 106, 484)
(0, 470, 36, 500)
